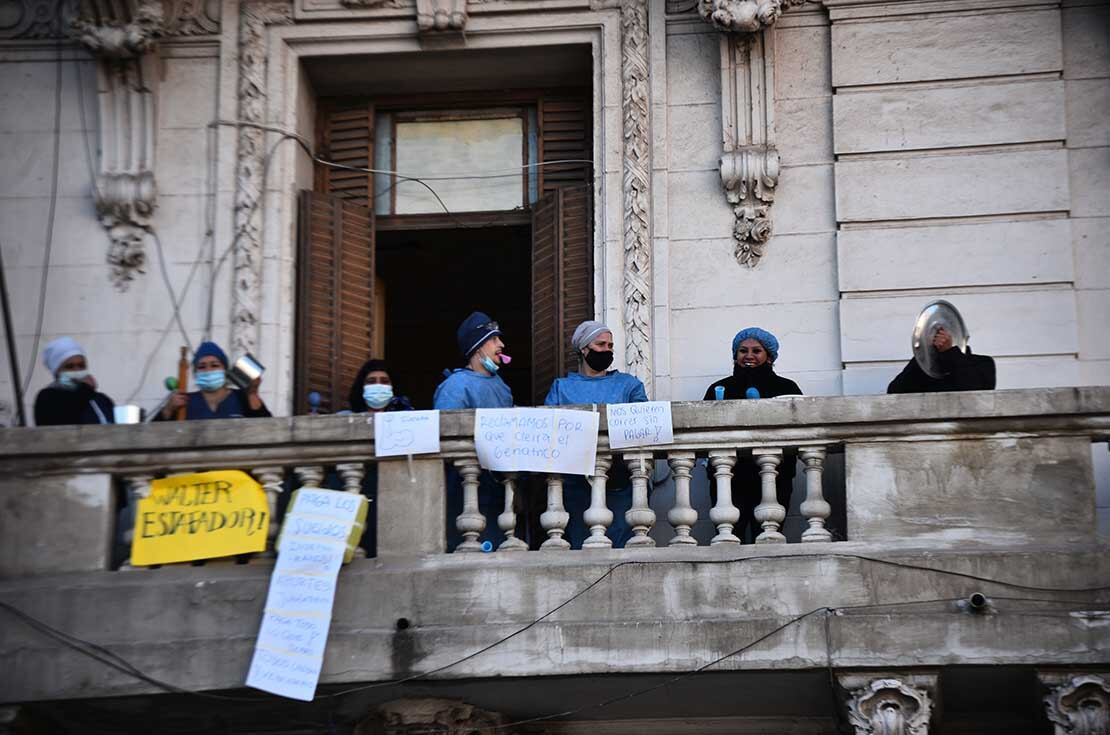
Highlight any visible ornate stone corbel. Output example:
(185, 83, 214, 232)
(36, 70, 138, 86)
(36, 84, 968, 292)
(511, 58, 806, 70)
(68, 1, 167, 288)
(356, 698, 509, 735)
(1041, 673, 1110, 735)
(415, 0, 465, 33)
(697, 0, 804, 32)
(844, 678, 934, 735)
(718, 31, 778, 266)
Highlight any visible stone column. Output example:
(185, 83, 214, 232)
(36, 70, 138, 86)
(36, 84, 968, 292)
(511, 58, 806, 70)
(540, 474, 571, 550)
(497, 473, 528, 551)
(799, 446, 832, 542)
(1041, 672, 1110, 735)
(667, 451, 698, 545)
(452, 457, 484, 552)
(120, 473, 154, 569)
(251, 465, 285, 558)
(583, 455, 615, 549)
(752, 447, 785, 543)
(624, 451, 656, 546)
(708, 449, 740, 544)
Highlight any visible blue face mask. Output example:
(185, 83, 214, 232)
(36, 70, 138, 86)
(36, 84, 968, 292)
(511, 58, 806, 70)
(196, 370, 226, 392)
(58, 370, 90, 390)
(479, 355, 499, 374)
(363, 383, 393, 409)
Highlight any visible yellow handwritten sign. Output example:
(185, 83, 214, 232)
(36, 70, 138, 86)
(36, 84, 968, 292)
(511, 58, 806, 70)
(131, 470, 269, 566)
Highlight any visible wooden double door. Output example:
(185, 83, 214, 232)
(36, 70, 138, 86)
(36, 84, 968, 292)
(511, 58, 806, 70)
(294, 93, 594, 413)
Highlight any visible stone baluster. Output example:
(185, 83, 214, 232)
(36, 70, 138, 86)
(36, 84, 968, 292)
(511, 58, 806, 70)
(453, 457, 484, 553)
(798, 447, 832, 543)
(293, 465, 324, 489)
(251, 466, 285, 558)
(667, 452, 698, 546)
(708, 450, 740, 544)
(624, 452, 656, 547)
(753, 448, 785, 543)
(540, 474, 571, 550)
(582, 455, 614, 549)
(497, 473, 527, 551)
(120, 473, 154, 570)
(336, 463, 368, 558)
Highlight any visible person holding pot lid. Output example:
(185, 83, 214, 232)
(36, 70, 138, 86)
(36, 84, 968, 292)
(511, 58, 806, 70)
(159, 341, 271, 420)
(544, 320, 647, 548)
(702, 327, 802, 542)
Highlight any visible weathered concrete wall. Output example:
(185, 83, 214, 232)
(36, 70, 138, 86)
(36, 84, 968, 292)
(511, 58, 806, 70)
(1, 545, 1107, 703)
(0, 472, 114, 577)
(0, 41, 245, 425)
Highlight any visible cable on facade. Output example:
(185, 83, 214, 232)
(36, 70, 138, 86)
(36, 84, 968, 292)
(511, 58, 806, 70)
(19, 40, 65, 397)
(1, 552, 1107, 728)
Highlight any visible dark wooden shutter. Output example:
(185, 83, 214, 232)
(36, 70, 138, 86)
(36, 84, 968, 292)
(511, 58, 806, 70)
(538, 93, 591, 197)
(531, 184, 593, 406)
(318, 106, 374, 207)
(294, 191, 375, 415)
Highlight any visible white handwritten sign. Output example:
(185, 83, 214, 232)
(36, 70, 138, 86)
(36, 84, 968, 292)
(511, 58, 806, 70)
(474, 408, 599, 476)
(374, 410, 441, 458)
(606, 401, 675, 449)
(246, 488, 362, 701)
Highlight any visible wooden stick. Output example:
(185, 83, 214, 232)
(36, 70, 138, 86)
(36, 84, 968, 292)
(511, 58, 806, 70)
(175, 346, 188, 421)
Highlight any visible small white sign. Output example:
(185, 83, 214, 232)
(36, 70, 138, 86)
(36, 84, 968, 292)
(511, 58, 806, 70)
(374, 410, 441, 457)
(606, 401, 675, 449)
(474, 408, 599, 476)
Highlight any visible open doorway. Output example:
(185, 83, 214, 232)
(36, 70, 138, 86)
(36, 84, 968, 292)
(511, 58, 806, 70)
(376, 224, 533, 408)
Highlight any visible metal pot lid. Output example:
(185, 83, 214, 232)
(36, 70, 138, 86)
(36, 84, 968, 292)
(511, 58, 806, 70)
(912, 300, 969, 379)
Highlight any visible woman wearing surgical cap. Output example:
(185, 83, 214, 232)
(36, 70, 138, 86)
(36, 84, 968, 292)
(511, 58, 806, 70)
(703, 327, 802, 542)
(159, 341, 271, 420)
(34, 337, 116, 426)
(545, 321, 649, 548)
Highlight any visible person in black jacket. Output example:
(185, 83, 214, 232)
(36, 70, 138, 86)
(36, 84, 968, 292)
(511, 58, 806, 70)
(887, 326, 996, 394)
(34, 337, 115, 426)
(703, 327, 802, 542)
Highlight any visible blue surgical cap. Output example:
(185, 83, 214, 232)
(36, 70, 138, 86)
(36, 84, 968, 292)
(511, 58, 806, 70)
(193, 341, 229, 369)
(732, 327, 779, 363)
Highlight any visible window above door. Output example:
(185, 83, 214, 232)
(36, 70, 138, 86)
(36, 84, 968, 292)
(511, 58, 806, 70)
(374, 107, 540, 216)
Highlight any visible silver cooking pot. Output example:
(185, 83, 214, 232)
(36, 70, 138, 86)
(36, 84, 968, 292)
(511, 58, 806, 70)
(228, 353, 265, 390)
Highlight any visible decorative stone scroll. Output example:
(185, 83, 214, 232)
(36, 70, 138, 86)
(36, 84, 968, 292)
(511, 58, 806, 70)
(844, 678, 934, 735)
(231, 0, 293, 357)
(719, 31, 778, 267)
(1042, 673, 1110, 735)
(415, 0, 465, 33)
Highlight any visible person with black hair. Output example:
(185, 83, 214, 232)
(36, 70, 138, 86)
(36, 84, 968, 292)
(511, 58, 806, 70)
(346, 359, 414, 413)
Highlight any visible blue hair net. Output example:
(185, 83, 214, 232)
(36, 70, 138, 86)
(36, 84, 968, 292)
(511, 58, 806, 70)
(732, 327, 779, 363)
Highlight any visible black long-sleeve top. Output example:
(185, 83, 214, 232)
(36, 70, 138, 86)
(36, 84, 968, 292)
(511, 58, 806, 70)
(34, 384, 115, 426)
(887, 347, 996, 394)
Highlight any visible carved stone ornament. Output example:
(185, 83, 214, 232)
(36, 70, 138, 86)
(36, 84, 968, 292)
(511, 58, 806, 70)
(718, 32, 779, 267)
(70, 0, 165, 58)
(231, 0, 293, 357)
(355, 698, 509, 735)
(1044, 674, 1110, 735)
(697, 0, 804, 33)
(846, 678, 933, 735)
(620, 0, 653, 395)
(339, 0, 394, 6)
(0, 0, 219, 40)
(415, 0, 464, 32)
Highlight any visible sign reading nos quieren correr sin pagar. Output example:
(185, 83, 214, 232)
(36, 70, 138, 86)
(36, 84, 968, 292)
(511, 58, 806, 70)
(130, 470, 270, 565)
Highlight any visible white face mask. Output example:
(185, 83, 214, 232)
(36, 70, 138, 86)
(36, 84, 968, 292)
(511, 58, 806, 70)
(58, 370, 90, 389)
(363, 383, 394, 409)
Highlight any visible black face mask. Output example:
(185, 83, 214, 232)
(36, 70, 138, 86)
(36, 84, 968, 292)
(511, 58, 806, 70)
(584, 349, 615, 372)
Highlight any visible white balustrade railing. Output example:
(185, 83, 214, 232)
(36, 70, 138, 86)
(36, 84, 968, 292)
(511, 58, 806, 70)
(3, 387, 1105, 576)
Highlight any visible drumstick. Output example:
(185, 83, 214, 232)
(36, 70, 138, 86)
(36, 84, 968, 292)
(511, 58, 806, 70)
(175, 346, 188, 421)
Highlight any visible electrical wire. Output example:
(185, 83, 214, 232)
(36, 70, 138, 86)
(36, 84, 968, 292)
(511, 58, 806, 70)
(20, 41, 64, 396)
(2, 551, 1105, 730)
(149, 228, 194, 353)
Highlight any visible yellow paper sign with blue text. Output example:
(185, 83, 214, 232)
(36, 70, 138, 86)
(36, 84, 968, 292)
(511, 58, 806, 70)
(131, 470, 269, 565)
